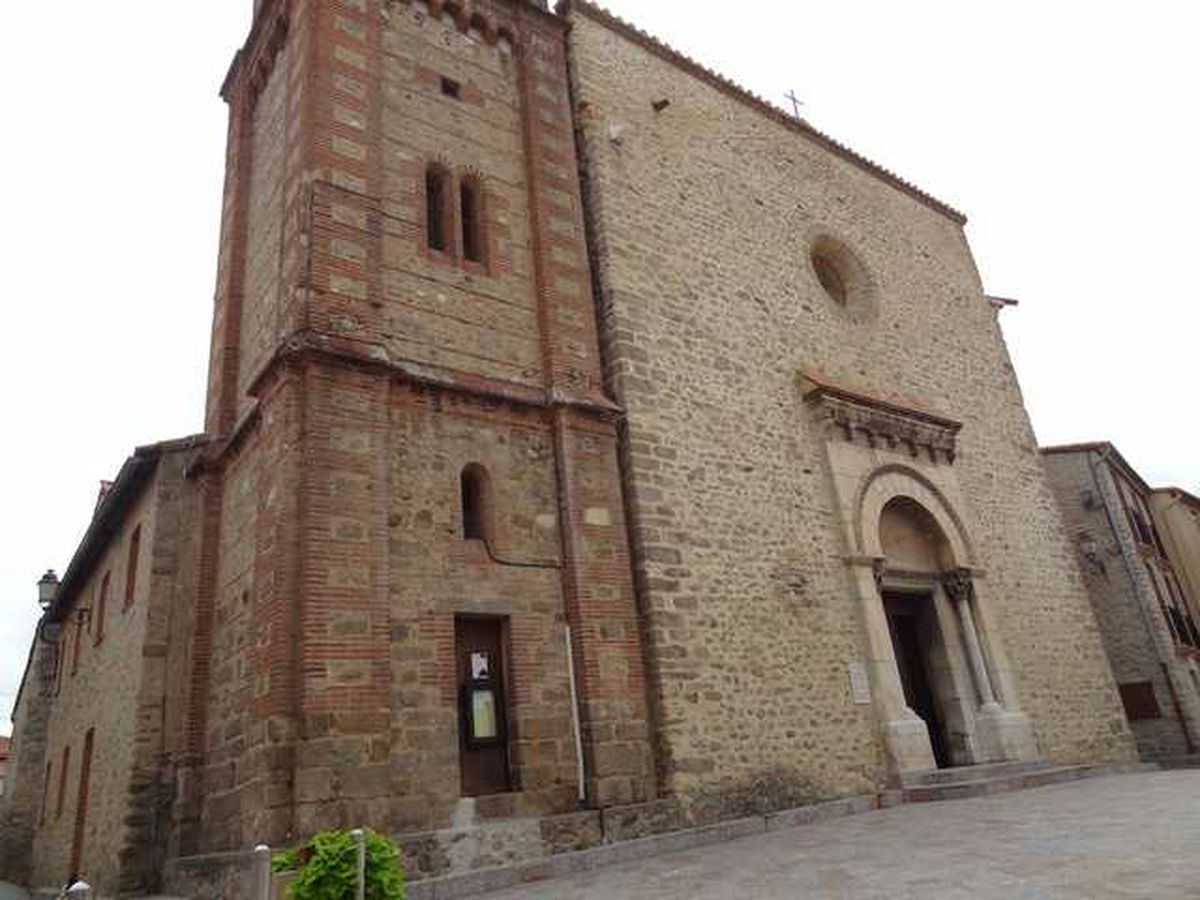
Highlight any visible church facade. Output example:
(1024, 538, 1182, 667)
(1, 0, 1136, 894)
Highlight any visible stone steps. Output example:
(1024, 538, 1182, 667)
(1154, 753, 1200, 769)
(888, 763, 1099, 806)
(897, 759, 1055, 788)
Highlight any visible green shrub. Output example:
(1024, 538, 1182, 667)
(272, 828, 406, 900)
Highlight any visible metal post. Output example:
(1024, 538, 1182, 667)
(350, 828, 366, 900)
(253, 843, 272, 900)
(564, 625, 586, 804)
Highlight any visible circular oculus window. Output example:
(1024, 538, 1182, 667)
(808, 236, 872, 316)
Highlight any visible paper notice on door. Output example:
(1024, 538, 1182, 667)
(471, 652, 490, 680)
(471, 688, 498, 740)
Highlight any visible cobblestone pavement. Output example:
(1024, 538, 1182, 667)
(486, 771, 1200, 899)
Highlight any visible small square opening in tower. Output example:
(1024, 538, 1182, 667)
(441, 76, 462, 100)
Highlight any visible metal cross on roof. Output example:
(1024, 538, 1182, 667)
(784, 89, 804, 119)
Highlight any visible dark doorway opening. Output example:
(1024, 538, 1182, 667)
(884, 592, 952, 768)
(455, 615, 513, 796)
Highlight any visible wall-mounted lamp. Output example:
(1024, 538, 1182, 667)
(38, 569, 59, 611)
(1077, 532, 1106, 573)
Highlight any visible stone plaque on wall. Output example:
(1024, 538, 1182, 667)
(848, 661, 871, 705)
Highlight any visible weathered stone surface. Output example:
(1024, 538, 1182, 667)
(565, 0, 1135, 817)
(4, 2, 1147, 896)
(1043, 445, 1200, 759)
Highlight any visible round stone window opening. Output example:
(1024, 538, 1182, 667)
(812, 251, 847, 305)
(808, 235, 874, 318)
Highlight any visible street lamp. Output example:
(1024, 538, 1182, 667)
(38, 569, 60, 611)
(36, 569, 61, 643)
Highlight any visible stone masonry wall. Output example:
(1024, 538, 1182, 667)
(565, 4, 1133, 815)
(374, 2, 541, 384)
(120, 448, 205, 893)
(195, 366, 307, 853)
(199, 0, 653, 848)
(31, 480, 159, 891)
(1042, 451, 1191, 759)
(237, 40, 292, 420)
(0, 632, 58, 886)
(27, 447, 204, 894)
(387, 385, 575, 828)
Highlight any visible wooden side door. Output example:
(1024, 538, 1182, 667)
(456, 616, 512, 796)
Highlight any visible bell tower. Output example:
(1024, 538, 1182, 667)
(184, 0, 656, 853)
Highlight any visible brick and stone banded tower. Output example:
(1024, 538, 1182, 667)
(183, 0, 656, 855)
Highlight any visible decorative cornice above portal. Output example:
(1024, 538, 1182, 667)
(801, 372, 962, 464)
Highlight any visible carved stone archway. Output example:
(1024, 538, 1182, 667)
(804, 373, 1038, 773)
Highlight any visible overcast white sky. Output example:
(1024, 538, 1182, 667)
(1, 1, 1196, 730)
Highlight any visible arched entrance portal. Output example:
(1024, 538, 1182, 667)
(845, 466, 1039, 774)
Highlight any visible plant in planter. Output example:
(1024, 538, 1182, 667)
(272, 828, 406, 900)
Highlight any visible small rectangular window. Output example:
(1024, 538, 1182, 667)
(440, 76, 461, 99)
(54, 633, 65, 695)
(426, 167, 449, 253)
(124, 525, 141, 611)
(94, 572, 110, 646)
(71, 618, 82, 675)
(1118, 681, 1161, 720)
(40, 760, 52, 825)
(461, 179, 483, 264)
(57, 745, 70, 819)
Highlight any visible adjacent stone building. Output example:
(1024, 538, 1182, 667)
(1, 0, 1141, 894)
(1043, 442, 1200, 760)
(1151, 486, 1200, 615)
(0, 735, 10, 798)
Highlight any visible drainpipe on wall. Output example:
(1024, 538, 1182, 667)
(564, 625, 587, 804)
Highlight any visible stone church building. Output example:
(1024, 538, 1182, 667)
(1, 0, 1136, 894)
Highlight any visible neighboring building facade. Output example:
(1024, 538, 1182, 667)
(0, 439, 205, 892)
(1, 0, 1140, 894)
(0, 736, 9, 798)
(1151, 487, 1200, 615)
(1043, 443, 1200, 760)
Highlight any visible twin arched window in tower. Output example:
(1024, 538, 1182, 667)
(426, 164, 486, 267)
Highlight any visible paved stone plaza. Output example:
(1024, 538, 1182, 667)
(486, 771, 1200, 899)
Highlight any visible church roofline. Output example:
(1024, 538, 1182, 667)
(557, 0, 968, 226)
(46, 434, 209, 625)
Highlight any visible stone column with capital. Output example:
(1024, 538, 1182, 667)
(943, 569, 1039, 762)
(850, 557, 936, 773)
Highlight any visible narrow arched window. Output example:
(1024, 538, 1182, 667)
(93, 571, 110, 646)
(426, 165, 451, 253)
(461, 464, 491, 541)
(460, 176, 484, 263)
